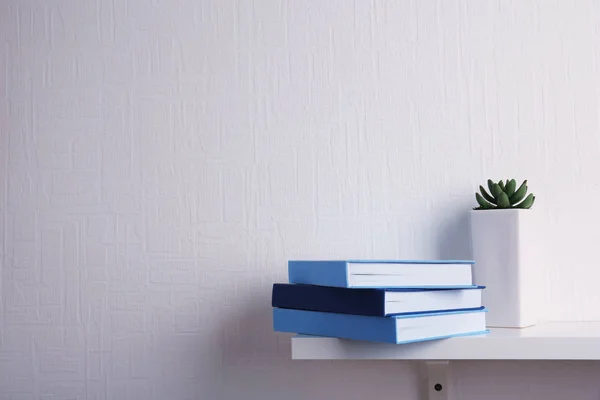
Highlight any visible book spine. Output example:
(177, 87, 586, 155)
(273, 308, 397, 343)
(272, 284, 385, 316)
(287, 261, 349, 287)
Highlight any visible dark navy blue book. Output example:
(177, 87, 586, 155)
(272, 283, 485, 316)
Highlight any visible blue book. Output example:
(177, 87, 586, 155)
(288, 259, 475, 288)
(272, 283, 485, 316)
(273, 307, 489, 344)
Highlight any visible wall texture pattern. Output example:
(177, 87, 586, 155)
(3, 0, 600, 399)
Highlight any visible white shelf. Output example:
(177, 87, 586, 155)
(291, 321, 600, 360)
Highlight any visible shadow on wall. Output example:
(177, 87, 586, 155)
(214, 287, 425, 399)
(435, 209, 472, 261)
(211, 209, 476, 367)
(217, 289, 284, 364)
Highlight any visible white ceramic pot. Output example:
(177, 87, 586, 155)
(469, 209, 540, 328)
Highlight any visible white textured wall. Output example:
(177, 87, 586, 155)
(2, 0, 600, 399)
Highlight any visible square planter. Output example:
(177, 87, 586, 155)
(469, 209, 541, 328)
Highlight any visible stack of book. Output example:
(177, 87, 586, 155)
(272, 260, 489, 344)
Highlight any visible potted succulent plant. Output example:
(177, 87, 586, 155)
(470, 179, 540, 328)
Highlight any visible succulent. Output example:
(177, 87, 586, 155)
(473, 179, 535, 210)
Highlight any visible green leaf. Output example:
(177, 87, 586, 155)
(498, 180, 506, 192)
(509, 180, 528, 204)
(475, 193, 494, 209)
(487, 179, 495, 194)
(515, 193, 535, 209)
(491, 183, 504, 199)
(497, 192, 510, 208)
(505, 179, 517, 197)
(479, 185, 497, 204)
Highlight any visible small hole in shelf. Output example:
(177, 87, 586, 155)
(434, 383, 443, 392)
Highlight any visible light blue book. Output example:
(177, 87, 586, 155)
(288, 259, 475, 288)
(273, 307, 489, 344)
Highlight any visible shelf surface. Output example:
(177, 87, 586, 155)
(291, 321, 600, 360)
